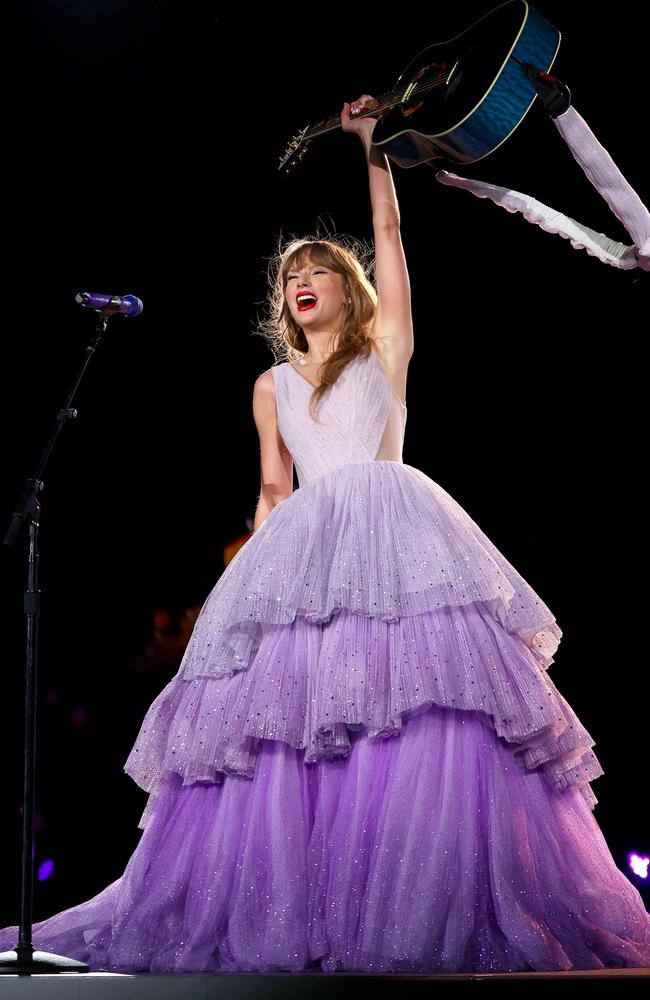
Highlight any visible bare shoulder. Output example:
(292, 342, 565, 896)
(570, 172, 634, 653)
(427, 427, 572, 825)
(254, 366, 277, 392)
(367, 333, 411, 407)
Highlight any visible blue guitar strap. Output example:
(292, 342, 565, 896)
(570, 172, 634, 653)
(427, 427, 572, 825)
(433, 105, 649, 273)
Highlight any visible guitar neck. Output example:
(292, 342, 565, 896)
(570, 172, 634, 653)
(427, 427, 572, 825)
(303, 87, 403, 140)
(279, 69, 449, 173)
(304, 68, 451, 141)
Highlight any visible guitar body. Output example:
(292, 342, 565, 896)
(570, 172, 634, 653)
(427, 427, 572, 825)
(371, 0, 560, 167)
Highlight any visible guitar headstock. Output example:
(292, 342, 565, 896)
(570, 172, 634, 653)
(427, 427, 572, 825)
(278, 126, 312, 175)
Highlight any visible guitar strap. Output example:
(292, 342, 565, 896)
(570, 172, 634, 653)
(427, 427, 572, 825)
(433, 106, 650, 272)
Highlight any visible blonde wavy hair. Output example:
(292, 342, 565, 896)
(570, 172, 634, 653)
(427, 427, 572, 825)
(255, 232, 378, 420)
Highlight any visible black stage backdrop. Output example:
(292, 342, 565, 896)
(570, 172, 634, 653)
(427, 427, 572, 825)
(2, 1, 647, 925)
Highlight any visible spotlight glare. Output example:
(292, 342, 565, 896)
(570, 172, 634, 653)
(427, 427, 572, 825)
(628, 853, 649, 879)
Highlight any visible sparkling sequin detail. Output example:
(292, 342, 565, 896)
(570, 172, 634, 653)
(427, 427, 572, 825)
(124, 350, 599, 825)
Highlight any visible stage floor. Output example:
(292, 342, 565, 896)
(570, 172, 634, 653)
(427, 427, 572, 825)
(0, 966, 648, 999)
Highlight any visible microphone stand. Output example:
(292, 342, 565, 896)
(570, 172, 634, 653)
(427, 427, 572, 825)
(0, 313, 112, 975)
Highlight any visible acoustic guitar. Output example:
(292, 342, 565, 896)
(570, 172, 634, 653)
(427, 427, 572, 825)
(279, 0, 560, 173)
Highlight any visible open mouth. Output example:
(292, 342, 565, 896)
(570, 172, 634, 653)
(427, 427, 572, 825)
(297, 294, 318, 311)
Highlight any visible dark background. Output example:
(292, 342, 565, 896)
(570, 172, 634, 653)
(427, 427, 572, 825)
(2, 0, 647, 925)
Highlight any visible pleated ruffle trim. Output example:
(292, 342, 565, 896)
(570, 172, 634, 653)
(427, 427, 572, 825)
(123, 461, 590, 831)
(124, 600, 602, 832)
(177, 462, 563, 680)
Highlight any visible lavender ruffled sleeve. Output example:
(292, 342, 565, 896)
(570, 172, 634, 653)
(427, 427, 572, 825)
(435, 106, 649, 272)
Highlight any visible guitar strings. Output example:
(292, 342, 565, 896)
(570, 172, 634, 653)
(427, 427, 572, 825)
(303, 77, 448, 140)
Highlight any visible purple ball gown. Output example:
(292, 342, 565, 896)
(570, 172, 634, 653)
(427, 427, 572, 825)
(1, 349, 649, 973)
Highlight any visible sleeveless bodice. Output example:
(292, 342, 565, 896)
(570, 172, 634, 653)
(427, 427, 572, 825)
(272, 350, 407, 488)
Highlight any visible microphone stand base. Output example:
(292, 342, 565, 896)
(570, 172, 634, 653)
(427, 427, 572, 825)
(0, 946, 90, 974)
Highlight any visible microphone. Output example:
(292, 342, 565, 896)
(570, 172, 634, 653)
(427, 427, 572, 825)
(75, 291, 143, 317)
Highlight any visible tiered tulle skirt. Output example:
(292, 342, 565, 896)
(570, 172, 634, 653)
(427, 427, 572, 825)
(1, 461, 649, 971)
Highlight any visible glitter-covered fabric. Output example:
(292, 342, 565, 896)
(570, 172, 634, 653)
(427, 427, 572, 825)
(1, 348, 649, 972)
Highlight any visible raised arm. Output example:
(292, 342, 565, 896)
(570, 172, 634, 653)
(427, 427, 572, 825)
(342, 98, 414, 370)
